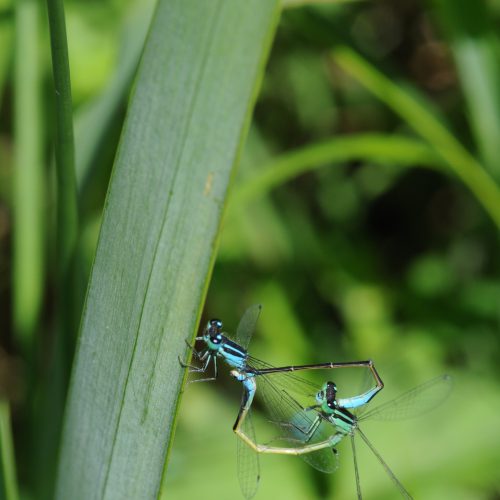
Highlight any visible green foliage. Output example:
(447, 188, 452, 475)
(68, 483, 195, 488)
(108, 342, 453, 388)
(233, 134, 444, 206)
(0, 401, 19, 500)
(13, 0, 44, 351)
(1, 0, 500, 499)
(433, 0, 500, 180)
(333, 45, 500, 228)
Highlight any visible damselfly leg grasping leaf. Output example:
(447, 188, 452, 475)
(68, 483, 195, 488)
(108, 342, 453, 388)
(180, 305, 380, 385)
(179, 304, 263, 383)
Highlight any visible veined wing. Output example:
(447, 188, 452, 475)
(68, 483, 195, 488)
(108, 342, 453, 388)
(247, 355, 381, 404)
(235, 304, 262, 351)
(294, 412, 340, 474)
(359, 374, 452, 422)
(247, 355, 321, 399)
(356, 427, 412, 499)
(250, 363, 339, 473)
(237, 407, 260, 499)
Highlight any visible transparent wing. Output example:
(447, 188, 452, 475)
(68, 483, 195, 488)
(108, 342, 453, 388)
(260, 383, 339, 473)
(247, 355, 381, 405)
(359, 374, 452, 422)
(357, 362, 376, 396)
(247, 355, 321, 399)
(235, 304, 262, 350)
(237, 407, 260, 500)
(351, 434, 362, 500)
(297, 415, 340, 474)
(356, 427, 412, 499)
(248, 363, 339, 473)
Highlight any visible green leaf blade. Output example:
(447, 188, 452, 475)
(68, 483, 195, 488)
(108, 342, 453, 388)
(13, 0, 45, 350)
(433, 0, 500, 181)
(55, 1, 280, 499)
(333, 46, 500, 229)
(233, 133, 445, 206)
(0, 401, 20, 500)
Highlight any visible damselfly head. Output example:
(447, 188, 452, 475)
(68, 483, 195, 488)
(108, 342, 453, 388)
(325, 381, 337, 399)
(205, 318, 223, 336)
(325, 381, 337, 410)
(209, 318, 223, 330)
(316, 381, 336, 404)
(316, 382, 329, 404)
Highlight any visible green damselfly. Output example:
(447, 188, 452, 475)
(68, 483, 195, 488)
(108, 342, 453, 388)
(180, 304, 378, 385)
(181, 305, 383, 498)
(233, 370, 452, 499)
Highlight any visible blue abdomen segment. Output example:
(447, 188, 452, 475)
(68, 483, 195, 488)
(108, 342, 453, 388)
(338, 385, 380, 409)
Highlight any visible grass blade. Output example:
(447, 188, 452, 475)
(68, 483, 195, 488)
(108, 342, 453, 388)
(0, 1, 13, 113)
(46, 0, 78, 302)
(13, 0, 44, 351)
(0, 401, 19, 500)
(75, 0, 156, 195)
(233, 133, 444, 206)
(35, 1, 80, 496)
(333, 46, 500, 229)
(55, 1, 280, 499)
(432, 0, 500, 181)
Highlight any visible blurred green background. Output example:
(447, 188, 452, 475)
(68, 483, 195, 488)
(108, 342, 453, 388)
(1, 0, 500, 499)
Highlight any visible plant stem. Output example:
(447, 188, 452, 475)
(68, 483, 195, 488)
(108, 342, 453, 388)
(13, 0, 44, 352)
(46, 0, 78, 291)
(233, 134, 444, 206)
(0, 401, 20, 500)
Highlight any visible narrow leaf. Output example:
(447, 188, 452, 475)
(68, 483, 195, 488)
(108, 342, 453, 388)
(55, 1, 280, 499)
(13, 0, 44, 349)
(0, 401, 19, 500)
(75, 0, 156, 194)
(432, 0, 500, 180)
(0, 0, 13, 112)
(46, 0, 78, 292)
(233, 133, 444, 206)
(333, 46, 500, 229)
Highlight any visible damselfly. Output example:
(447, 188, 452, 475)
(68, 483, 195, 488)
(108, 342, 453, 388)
(180, 304, 379, 385)
(230, 363, 384, 499)
(181, 305, 384, 498)
(233, 370, 452, 499)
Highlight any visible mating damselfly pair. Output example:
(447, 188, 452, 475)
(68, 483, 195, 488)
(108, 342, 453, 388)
(180, 304, 452, 499)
